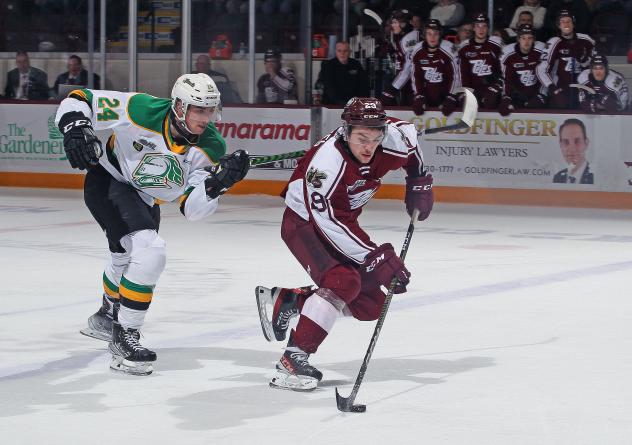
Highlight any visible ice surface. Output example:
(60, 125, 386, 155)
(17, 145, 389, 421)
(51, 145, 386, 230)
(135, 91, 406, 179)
(1, 188, 631, 444)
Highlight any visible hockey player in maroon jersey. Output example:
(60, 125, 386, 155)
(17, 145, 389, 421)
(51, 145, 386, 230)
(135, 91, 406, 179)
(410, 19, 461, 116)
(457, 13, 503, 109)
(577, 54, 629, 113)
(498, 24, 547, 116)
(256, 98, 433, 391)
(380, 9, 421, 106)
(536, 9, 595, 109)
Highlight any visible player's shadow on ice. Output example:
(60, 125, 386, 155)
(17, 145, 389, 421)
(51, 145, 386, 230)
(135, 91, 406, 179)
(161, 346, 495, 431)
(0, 345, 494, 431)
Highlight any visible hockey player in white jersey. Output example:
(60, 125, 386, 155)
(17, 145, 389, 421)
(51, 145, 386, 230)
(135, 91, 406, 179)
(55, 73, 249, 375)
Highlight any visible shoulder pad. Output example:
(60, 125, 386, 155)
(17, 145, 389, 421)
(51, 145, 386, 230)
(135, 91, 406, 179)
(488, 35, 503, 48)
(576, 70, 589, 84)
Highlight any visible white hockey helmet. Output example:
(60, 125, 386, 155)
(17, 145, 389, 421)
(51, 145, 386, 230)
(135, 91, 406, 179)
(171, 73, 222, 128)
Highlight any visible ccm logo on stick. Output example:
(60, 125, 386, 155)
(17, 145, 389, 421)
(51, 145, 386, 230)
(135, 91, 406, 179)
(412, 184, 432, 191)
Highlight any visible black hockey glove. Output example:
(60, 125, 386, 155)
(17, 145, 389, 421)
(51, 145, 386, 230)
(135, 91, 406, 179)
(204, 150, 250, 199)
(58, 111, 103, 170)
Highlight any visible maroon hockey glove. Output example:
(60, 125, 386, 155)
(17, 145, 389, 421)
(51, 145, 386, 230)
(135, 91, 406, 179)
(440, 94, 458, 116)
(381, 86, 398, 106)
(405, 174, 434, 221)
(412, 94, 425, 115)
(364, 243, 410, 294)
(481, 84, 501, 109)
(524, 93, 546, 108)
(498, 96, 514, 116)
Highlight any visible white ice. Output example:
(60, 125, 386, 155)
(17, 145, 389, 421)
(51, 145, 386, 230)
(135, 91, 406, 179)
(1, 188, 631, 445)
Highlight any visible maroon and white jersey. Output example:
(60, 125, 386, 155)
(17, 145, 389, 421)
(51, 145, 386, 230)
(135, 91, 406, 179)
(536, 33, 595, 89)
(457, 36, 503, 93)
(501, 41, 546, 98)
(411, 39, 461, 104)
(577, 68, 629, 112)
(282, 118, 423, 264)
(390, 30, 422, 90)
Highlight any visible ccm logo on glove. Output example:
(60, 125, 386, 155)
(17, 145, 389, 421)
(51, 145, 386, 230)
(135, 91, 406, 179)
(62, 119, 92, 133)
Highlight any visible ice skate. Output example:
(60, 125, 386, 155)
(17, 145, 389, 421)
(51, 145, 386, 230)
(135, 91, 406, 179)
(255, 285, 313, 342)
(79, 295, 114, 341)
(109, 322, 156, 376)
(270, 345, 323, 392)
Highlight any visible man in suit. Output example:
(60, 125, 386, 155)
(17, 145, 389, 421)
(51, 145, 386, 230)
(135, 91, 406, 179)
(53, 55, 101, 97)
(553, 118, 594, 184)
(319, 41, 370, 105)
(193, 54, 242, 104)
(4, 51, 50, 100)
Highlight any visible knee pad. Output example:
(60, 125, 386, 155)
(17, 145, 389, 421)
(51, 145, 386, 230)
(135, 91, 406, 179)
(320, 264, 361, 302)
(120, 230, 166, 286)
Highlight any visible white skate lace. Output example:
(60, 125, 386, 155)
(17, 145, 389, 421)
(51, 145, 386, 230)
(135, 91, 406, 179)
(123, 329, 145, 351)
(276, 307, 298, 329)
(289, 350, 311, 368)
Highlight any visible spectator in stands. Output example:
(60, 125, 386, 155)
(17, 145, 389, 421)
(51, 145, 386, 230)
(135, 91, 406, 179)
(256, 49, 298, 104)
(509, 0, 546, 31)
(543, 0, 590, 39)
(4, 51, 50, 100)
(53, 55, 101, 98)
(319, 41, 370, 105)
(505, 10, 543, 43)
(429, 0, 465, 29)
(577, 54, 629, 113)
(553, 118, 593, 184)
(193, 54, 242, 104)
(536, 9, 594, 109)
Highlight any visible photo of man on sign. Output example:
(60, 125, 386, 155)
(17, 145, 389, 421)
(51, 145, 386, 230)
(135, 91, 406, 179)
(553, 118, 594, 184)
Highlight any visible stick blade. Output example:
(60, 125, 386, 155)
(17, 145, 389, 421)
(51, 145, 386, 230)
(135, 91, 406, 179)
(335, 388, 367, 413)
(456, 87, 478, 128)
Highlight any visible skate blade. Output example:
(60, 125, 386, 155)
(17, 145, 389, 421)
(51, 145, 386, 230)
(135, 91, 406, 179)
(110, 355, 154, 376)
(269, 370, 318, 392)
(255, 286, 276, 342)
(79, 328, 111, 342)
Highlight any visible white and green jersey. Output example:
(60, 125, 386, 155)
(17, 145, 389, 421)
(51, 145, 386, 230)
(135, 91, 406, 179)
(55, 88, 227, 221)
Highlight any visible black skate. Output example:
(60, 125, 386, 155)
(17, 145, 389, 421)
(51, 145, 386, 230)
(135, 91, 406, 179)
(270, 346, 323, 392)
(255, 286, 313, 342)
(79, 295, 114, 341)
(109, 322, 156, 376)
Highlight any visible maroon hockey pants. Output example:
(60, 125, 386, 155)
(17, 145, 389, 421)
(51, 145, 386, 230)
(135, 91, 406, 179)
(280, 207, 386, 322)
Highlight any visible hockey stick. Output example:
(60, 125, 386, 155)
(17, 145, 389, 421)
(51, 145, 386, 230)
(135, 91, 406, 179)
(335, 208, 420, 413)
(421, 87, 478, 135)
(249, 150, 306, 167)
(569, 83, 596, 95)
(250, 89, 477, 169)
(364, 8, 383, 26)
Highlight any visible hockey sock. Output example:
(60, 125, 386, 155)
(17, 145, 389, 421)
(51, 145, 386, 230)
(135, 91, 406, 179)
(291, 291, 340, 353)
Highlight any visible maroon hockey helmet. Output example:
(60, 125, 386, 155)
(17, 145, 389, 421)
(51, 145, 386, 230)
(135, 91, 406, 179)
(341, 97, 387, 127)
(390, 9, 411, 24)
(425, 19, 442, 33)
(473, 12, 489, 25)
(341, 97, 387, 139)
(517, 24, 535, 37)
(590, 53, 608, 69)
(557, 9, 575, 23)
